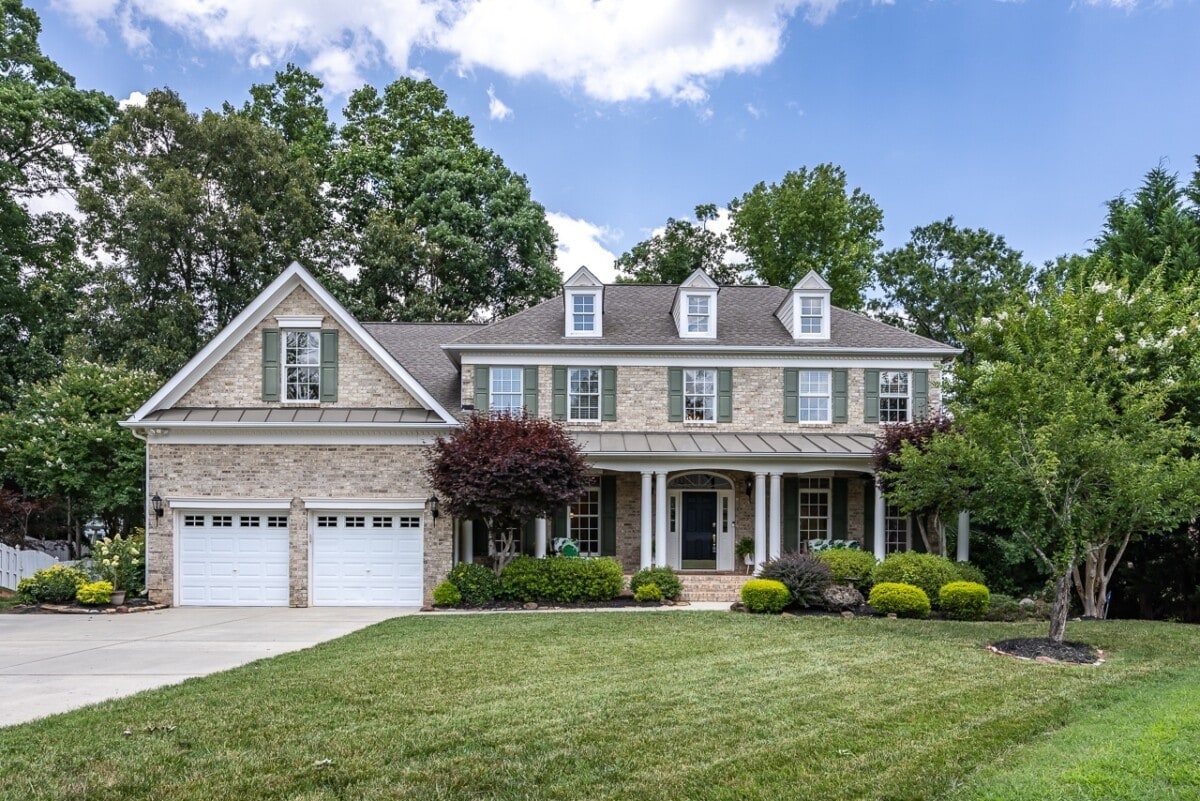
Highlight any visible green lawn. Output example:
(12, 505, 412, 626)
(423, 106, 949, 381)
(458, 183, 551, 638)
(0, 588, 19, 610)
(1, 613, 1197, 801)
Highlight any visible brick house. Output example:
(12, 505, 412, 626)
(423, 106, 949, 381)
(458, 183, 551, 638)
(124, 262, 960, 607)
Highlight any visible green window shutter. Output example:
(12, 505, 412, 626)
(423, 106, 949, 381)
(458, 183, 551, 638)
(782, 476, 799, 553)
(912, 369, 929, 421)
(524, 366, 539, 416)
(864, 369, 880, 423)
(552, 366, 567, 420)
(319, 329, 338, 403)
(600, 476, 617, 556)
(717, 367, 733, 423)
(601, 367, 617, 421)
(261, 329, 281, 402)
(832, 369, 848, 424)
(554, 506, 568, 543)
(862, 482, 875, 552)
(832, 478, 848, 539)
(783, 368, 799, 423)
(667, 367, 683, 422)
(521, 519, 535, 556)
(473, 366, 490, 413)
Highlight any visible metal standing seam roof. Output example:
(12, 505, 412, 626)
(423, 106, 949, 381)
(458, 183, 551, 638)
(571, 431, 879, 456)
(140, 408, 447, 424)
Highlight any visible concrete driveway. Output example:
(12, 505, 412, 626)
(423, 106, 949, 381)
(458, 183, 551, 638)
(0, 606, 415, 728)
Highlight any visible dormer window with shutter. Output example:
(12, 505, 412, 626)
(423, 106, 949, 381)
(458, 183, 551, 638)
(777, 270, 832, 341)
(674, 269, 719, 339)
(563, 266, 604, 337)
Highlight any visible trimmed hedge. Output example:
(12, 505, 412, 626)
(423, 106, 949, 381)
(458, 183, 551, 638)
(432, 581, 462, 607)
(628, 566, 683, 601)
(447, 562, 499, 606)
(741, 579, 791, 613)
(499, 556, 625, 603)
(870, 552, 958, 608)
(939, 581, 990, 621)
(868, 582, 931, 618)
(816, 549, 877, 588)
(759, 552, 832, 608)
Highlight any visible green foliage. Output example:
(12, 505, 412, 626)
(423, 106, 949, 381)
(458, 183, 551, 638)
(498, 556, 624, 603)
(807, 539, 861, 552)
(759, 552, 832, 608)
(734, 536, 756, 559)
(728, 163, 883, 308)
(983, 593, 1025, 622)
(939, 581, 990, 621)
(431, 580, 462, 608)
(75, 580, 113, 606)
(88, 532, 144, 593)
(446, 561, 499, 607)
(816, 549, 877, 589)
(615, 205, 741, 285)
(868, 582, 931, 618)
(952, 561, 988, 586)
(741, 579, 791, 613)
(628, 566, 683, 601)
(633, 582, 663, 603)
(870, 552, 959, 608)
(15, 563, 88, 604)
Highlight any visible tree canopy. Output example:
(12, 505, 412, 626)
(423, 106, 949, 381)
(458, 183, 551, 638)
(615, 204, 742, 285)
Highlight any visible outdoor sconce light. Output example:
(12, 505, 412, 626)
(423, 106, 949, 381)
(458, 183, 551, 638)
(427, 495, 440, 519)
(744, 476, 754, 499)
(151, 494, 163, 527)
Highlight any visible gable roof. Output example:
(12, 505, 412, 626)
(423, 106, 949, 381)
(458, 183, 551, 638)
(363, 322, 481, 412)
(126, 262, 461, 426)
(446, 284, 958, 354)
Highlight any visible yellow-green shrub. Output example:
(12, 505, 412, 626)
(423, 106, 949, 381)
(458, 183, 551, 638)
(868, 582, 931, 618)
(432, 581, 462, 607)
(741, 579, 790, 613)
(15, 564, 89, 604)
(939, 581, 990, 621)
(633, 582, 663, 602)
(816, 549, 877, 588)
(76, 581, 114, 606)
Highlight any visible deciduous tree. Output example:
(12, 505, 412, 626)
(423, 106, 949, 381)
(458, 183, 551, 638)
(615, 204, 741, 284)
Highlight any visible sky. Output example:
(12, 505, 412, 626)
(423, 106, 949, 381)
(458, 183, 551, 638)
(31, 0, 1200, 282)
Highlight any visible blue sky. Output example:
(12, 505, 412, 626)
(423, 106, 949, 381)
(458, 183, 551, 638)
(33, 0, 1200, 281)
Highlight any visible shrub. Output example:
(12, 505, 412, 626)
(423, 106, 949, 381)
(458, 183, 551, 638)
(499, 556, 625, 603)
(870, 552, 958, 608)
(759, 552, 832, 608)
(984, 593, 1024, 622)
(447, 561, 499, 606)
(633, 582, 663, 603)
(939, 581, 990, 621)
(822, 584, 864, 611)
(432, 581, 462, 607)
(497, 555, 547, 602)
(868, 582, 931, 618)
(629, 566, 683, 601)
(15, 564, 89, 604)
(816, 549, 877, 588)
(76, 581, 114, 606)
(741, 579, 791, 613)
(952, 561, 988, 586)
(89, 532, 145, 594)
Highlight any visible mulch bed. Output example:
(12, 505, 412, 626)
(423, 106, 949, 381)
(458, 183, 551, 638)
(425, 596, 694, 611)
(989, 637, 1103, 665)
(2, 598, 168, 615)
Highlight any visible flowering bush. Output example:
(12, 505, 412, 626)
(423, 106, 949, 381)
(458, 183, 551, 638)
(89, 532, 145, 594)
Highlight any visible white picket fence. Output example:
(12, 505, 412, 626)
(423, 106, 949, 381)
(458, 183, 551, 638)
(0, 543, 60, 590)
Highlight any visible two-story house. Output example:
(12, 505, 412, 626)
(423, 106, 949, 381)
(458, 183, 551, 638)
(123, 262, 959, 607)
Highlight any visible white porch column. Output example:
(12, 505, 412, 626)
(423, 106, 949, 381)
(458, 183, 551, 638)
(873, 483, 886, 561)
(957, 511, 970, 562)
(640, 472, 653, 570)
(654, 470, 669, 568)
(461, 520, 474, 564)
(768, 472, 782, 560)
(534, 517, 547, 558)
(753, 472, 767, 573)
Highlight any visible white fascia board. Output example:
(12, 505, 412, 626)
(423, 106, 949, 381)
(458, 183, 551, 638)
(584, 456, 871, 474)
(452, 352, 955, 370)
(127, 262, 460, 427)
(167, 497, 292, 510)
(302, 498, 426, 511)
(446, 344, 960, 358)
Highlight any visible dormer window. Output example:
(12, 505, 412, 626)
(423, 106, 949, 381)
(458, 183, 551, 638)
(779, 270, 832, 341)
(674, 269, 719, 339)
(686, 295, 711, 334)
(799, 297, 823, 334)
(563, 266, 604, 337)
(572, 294, 597, 333)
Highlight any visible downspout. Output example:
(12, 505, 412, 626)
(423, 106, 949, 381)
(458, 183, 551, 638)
(129, 427, 150, 594)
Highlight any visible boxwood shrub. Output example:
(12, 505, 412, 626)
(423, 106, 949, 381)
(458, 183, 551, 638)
(76, 580, 114, 606)
(628, 566, 683, 601)
(939, 581, 990, 621)
(16, 564, 89, 604)
(633, 582, 663, 602)
(952, 561, 988, 586)
(870, 552, 958, 608)
(432, 580, 463, 607)
(447, 561, 499, 606)
(759, 552, 831, 607)
(741, 579, 791, 613)
(816, 548, 877, 588)
(500, 556, 625, 603)
(868, 582, 931, 618)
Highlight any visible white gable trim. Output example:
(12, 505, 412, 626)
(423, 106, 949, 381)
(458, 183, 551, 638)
(563, 266, 604, 287)
(127, 262, 459, 426)
(793, 270, 833, 291)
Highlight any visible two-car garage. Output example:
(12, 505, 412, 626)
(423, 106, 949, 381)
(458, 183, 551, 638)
(175, 505, 424, 607)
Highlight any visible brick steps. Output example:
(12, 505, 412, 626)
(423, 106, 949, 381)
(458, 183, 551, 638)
(628, 572, 751, 603)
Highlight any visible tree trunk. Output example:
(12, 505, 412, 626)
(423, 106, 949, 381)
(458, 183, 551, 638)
(1048, 572, 1072, 643)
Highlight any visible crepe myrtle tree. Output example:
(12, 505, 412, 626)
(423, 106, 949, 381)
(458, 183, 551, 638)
(426, 413, 589, 574)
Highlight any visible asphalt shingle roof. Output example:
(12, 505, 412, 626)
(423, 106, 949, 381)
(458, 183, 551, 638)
(363, 322, 482, 412)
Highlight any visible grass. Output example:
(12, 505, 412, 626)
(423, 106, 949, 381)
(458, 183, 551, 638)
(1, 613, 1198, 801)
(0, 588, 20, 609)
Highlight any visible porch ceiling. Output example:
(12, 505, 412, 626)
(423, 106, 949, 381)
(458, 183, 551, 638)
(574, 431, 878, 457)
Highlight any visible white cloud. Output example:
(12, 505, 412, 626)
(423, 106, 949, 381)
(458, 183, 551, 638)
(746, 103, 763, 118)
(547, 211, 620, 283)
(49, 0, 854, 103)
(118, 90, 147, 109)
(486, 85, 513, 121)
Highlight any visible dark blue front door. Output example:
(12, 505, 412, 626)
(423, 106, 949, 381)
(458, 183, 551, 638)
(681, 492, 717, 568)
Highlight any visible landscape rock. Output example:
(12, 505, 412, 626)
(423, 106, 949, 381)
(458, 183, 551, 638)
(887, 613, 898, 620)
(841, 611, 854, 619)
(523, 602, 538, 610)
(822, 584, 865, 611)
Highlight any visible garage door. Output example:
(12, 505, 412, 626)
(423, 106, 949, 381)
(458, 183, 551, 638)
(178, 512, 290, 606)
(311, 513, 423, 606)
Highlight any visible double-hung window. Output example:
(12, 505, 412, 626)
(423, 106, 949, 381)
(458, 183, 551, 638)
(798, 370, 830, 423)
(686, 295, 711, 334)
(684, 368, 716, 422)
(568, 368, 600, 422)
(284, 331, 320, 401)
(569, 480, 601, 555)
(572, 294, 596, 333)
(879, 370, 910, 423)
(799, 297, 824, 334)
(885, 504, 911, 553)
(797, 477, 831, 543)
(490, 367, 524, 416)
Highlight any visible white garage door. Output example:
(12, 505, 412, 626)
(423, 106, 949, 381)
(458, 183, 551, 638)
(178, 512, 290, 606)
(311, 513, 423, 606)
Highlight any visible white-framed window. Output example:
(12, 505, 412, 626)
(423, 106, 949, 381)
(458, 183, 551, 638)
(344, 516, 365, 528)
(490, 367, 524, 416)
(397, 516, 421, 528)
(211, 515, 232, 528)
(239, 515, 260, 528)
(686, 295, 711, 334)
(798, 370, 831, 423)
(885, 504, 911, 553)
(266, 515, 288, 528)
(569, 481, 601, 555)
(799, 297, 824, 334)
(568, 368, 601, 421)
(797, 477, 831, 542)
(284, 331, 320, 401)
(184, 514, 203, 527)
(372, 516, 394, 528)
(684, 368, 716, 422)
(316, 515, 337, 528)
(879, 371, 910, 424)
(571, 294, 596, 333)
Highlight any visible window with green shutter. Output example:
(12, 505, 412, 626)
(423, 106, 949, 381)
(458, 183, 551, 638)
(473, 366, 490, 412)
(601, 367, 617, 421)
(261, 329, 281, 401)
(523, 366, 539, 416)
(717, 367, 733, 423)
(912, 369, 929, 420)
(863, 369, 880, 423)
(832, 369, 848, 423)
(667, 367, 684, 422)
(552, 366, 567, 420)
(319, 329, 338, 403)
(783, 368, 799, 423)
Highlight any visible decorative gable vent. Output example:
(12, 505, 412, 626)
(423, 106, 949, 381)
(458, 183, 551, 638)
(673, 269, 719, 339)
(776, 270, 832, 341)
(563, 266, 605, 337)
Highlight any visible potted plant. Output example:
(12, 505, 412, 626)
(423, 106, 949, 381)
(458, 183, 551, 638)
(735, 537, 757, 573)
